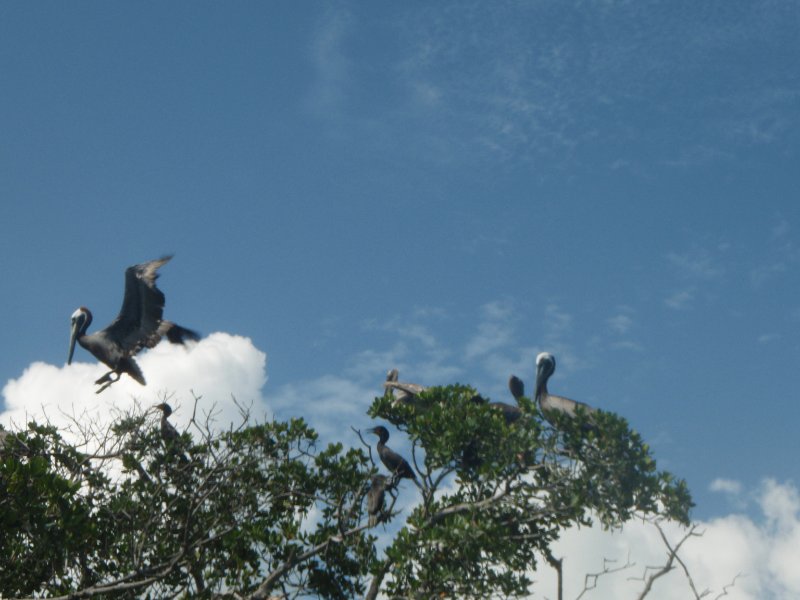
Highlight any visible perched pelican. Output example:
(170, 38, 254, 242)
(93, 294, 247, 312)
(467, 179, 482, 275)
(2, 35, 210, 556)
(366, 474, 388, 527)
(366, 425, 417, 483)
(383, 369, 427, 405)
(477, 376, 525, 425)
(534, 352, 597, 424)
(488, 400, 522, 424)
(67, 256, 199, 393)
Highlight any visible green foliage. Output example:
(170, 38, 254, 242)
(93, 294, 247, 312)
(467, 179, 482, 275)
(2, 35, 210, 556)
(0, 380, 692, 599)
(367, 385, 692, 597)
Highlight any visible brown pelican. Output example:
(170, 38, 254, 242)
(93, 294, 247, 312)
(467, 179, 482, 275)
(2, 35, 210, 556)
(534, 352, 597, 424)
(478, 376, 525, 425)
(366, 474, 387, 527)
(383, 369, 427, 405)
(67, 256, 199, 393)
(366, 426, 417, 483)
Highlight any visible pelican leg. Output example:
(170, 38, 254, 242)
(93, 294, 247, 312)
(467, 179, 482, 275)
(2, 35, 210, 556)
(94, 371, 121, 394)
(95, 370, 115, 385)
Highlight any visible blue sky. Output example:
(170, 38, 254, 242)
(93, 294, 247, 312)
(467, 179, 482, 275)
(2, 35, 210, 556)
(2, 2, 800, 595)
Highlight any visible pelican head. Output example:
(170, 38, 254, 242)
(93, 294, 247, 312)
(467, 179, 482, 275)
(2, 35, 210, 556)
(67, 307, 93, 365)
(534, 352, 556, 397)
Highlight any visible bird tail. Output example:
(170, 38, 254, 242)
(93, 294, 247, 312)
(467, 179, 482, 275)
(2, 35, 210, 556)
(159, 321, 201, 344)
(120, 358, 146, 386)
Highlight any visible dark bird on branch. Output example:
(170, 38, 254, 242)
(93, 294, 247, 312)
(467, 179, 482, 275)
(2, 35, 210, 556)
(67, 256, 200, 393)
(366, 474, 388, 527)
(155, 402, 189, 463)
(155, 402, 180, 443)
(366, 426, 417, 483)
(534, 352, 597, 425)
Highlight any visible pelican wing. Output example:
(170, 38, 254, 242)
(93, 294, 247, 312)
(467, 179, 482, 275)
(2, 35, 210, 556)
(489, 401, 523, 424)
(104, 256, 172, 353)
(540, 393, 597, 419)
(383, 381, 427, 395)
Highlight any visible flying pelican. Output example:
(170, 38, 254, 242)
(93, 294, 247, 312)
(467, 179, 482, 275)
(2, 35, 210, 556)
(534, 352, 597, 424)
(366, 474, 388, 527)
(67, 256, 199, 393)
(366, 425, 418, 484)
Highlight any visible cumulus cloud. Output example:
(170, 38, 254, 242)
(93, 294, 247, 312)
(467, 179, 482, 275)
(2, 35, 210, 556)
(1, 333, 268, 437)
(536, 479, 800, 600)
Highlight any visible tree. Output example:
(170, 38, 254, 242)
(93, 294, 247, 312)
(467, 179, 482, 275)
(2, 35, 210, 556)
(0, 377, 694, 599)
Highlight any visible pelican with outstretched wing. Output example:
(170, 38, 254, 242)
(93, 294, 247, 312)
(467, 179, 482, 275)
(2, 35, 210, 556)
(67, 256, 199, 393)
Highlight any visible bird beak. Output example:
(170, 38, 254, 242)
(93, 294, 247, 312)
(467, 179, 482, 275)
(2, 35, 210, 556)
(67, 319, 80, 365)
(534, 361, 547, 397)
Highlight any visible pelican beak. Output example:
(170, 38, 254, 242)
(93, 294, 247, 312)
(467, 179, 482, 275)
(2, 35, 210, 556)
(67, 319, 80, 365)
(534, 361, 547, 397)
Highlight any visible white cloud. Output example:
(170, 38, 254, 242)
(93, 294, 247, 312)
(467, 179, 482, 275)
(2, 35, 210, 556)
(1, 333, 268, 437)
(710, 478, 743, 496)
(268, 374, 375, 442)
(536, 479, 800, 600)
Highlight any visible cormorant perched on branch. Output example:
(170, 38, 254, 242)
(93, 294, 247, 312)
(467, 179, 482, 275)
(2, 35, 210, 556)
(155, 402, 189, 463)
(366, 426, 417, 483)
(535, 352, 597, 424)
(155, 402, 180, 443)
(367, 474, 388, 527)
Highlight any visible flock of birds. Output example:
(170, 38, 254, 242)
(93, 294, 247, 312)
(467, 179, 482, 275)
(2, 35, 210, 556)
(364, 354, 599, 525)
(65, 256, 599, 529)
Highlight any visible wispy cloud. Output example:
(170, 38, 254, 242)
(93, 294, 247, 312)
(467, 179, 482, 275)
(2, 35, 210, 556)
(307, 6, 353, 118)
(464, 300, 517, 361)
(664, 288, 694, 310)
(750, 262, 787, 288)
(607, 313, 633, 335)
(667, 248, 724, 281)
